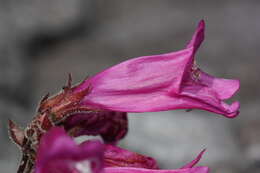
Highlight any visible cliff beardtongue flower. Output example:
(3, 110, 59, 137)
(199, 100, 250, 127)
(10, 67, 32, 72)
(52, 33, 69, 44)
(75, 20, 239, 118)
(9, 20, 236, 172)
(35, 127, 209, 173)
(105, 167, 208, 173)
(101, 147, 208, 173)
(35, 127, 104, 173)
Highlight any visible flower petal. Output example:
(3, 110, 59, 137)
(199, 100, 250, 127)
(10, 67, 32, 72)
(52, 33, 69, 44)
(76, 48, 194, 112)
(64, 111, 128, 144)
(76, 47, 193, 98)
(104, 144, 159, 169)
(181, 149, 206, 169)
(35, 127, 104, 173)
(186, 20, 205, 52)
(197, 71, 240, 100)
(74, 20, 239, 118)
(180, 68, 240, 118)
(105, 167, 209, 173)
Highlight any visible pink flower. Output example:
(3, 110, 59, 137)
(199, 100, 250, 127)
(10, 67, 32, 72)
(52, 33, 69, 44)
(104, 146, 208, 173)
(35, 127, 209, 173)
(35, 127, 104, 173)
(74, 20, 239, 118)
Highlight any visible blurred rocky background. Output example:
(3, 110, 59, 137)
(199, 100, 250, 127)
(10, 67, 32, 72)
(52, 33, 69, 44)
(0, 0, 259, 172)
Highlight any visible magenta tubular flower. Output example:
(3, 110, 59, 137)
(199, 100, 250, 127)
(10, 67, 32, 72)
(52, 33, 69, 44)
(104, 147, 208, 173)
(74, 20, 239, 118)
(105, 147, 209, 173)
(105, 167, 208, 173)
(35, 127, 209, 173)
(35, 127, 104, 173)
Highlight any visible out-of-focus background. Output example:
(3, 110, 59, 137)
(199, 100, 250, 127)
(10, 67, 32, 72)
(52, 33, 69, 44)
(0, 0, 259, 172)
